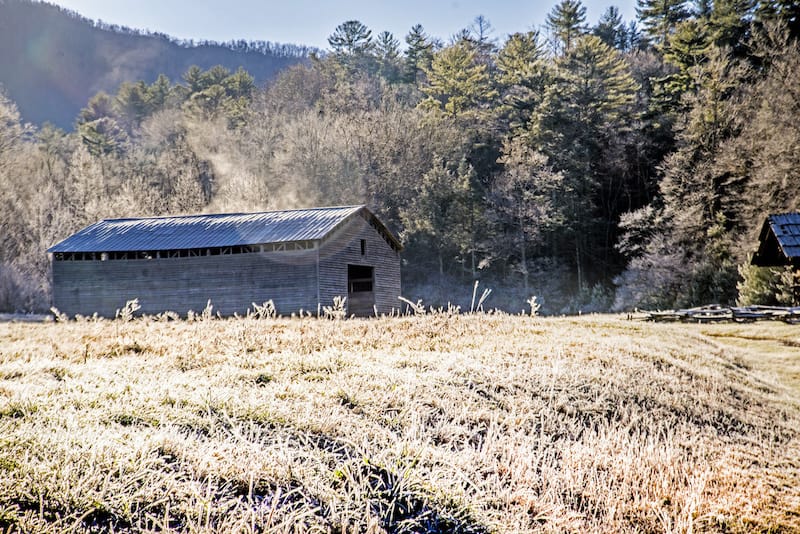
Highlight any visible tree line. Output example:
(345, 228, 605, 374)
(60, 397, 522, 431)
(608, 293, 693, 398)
(1, 0, 799, 313)
(51, 0, 316, 59)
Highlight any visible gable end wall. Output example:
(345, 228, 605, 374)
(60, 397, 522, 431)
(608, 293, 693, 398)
(318, 215, 401, 315)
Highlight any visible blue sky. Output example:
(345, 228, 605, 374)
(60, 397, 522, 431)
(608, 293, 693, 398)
(48, 0, 638, 50)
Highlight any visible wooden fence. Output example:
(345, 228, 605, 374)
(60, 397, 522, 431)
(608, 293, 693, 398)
(645, 304, 800, 323)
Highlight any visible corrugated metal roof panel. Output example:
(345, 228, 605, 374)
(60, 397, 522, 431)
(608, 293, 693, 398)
(770, 213, 800, 226)
(753, 213, 800, 266)
(48, 206, 369, 253)
(769, 213, 800, 260)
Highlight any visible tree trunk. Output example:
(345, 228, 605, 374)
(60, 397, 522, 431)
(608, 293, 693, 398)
(520, 225, 528, 293)
(471, 249, 476, 279)
(438, 250, 444, 288)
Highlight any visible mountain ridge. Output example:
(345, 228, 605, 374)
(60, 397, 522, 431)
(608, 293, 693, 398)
(0, 0, 313, 129)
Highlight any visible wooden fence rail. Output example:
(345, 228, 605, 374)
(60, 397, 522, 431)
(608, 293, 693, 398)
(645, 304, 800, 324)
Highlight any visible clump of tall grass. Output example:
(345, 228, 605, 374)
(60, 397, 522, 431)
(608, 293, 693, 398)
(322, 296, 347, 320)
(248, 300, 277, 320)
(115, 298, 141, 321)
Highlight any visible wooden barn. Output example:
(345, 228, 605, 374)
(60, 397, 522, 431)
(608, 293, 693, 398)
(47, 206, 402, 318)
(751, 212, 800, 268)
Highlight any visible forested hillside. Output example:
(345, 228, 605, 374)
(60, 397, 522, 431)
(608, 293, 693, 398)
(0, 0, 311, 128)
(1, 0, 799, 314)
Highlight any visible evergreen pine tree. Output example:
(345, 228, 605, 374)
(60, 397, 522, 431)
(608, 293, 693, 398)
(420, 41, 498, 118)
(594, 6, 629, 50)
(404, 24, 435, 84)
(327, 20, 374, 56)
(375, 31, 402, 82)
(636, 0, 691, 47)
(546, 0, 588, 54)
(496, 31, 550, 131)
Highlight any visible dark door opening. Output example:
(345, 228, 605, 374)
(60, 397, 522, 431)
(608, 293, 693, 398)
(347, 264, 374, 316)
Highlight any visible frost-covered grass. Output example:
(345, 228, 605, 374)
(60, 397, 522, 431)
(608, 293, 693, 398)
(0, 314, 799, 533)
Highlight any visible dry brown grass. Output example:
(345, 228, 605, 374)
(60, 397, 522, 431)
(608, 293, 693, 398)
(0, 313, 799, 533)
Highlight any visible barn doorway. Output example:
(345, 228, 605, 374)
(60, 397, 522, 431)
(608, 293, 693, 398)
(347, 264, 374, 316)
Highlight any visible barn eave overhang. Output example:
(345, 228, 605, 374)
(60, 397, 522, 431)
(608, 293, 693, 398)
(50, 239, 321, 262)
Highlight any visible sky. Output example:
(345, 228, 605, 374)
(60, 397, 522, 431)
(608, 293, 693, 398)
(47, 0, 639, 50)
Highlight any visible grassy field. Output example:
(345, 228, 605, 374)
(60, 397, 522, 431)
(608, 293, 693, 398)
(0, 313, 799, 533)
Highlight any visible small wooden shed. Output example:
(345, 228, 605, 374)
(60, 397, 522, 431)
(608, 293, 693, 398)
(48, 205, 402, 317)
(751, 213, 800, 268)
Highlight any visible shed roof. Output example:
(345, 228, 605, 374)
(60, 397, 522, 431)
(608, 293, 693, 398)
(752, 213, 800, 267)
(48, 205, 402, 253)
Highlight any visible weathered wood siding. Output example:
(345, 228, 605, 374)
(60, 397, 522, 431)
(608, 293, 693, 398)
(52, 250, 318, 317)
(318, 215, 401, 315)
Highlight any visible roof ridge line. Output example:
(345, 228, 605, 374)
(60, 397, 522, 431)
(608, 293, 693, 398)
(100, 205, 366, 223)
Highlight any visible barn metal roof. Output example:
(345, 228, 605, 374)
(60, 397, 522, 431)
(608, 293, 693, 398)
(48, 205, 401, 253)
(752, 212, 800, 267)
